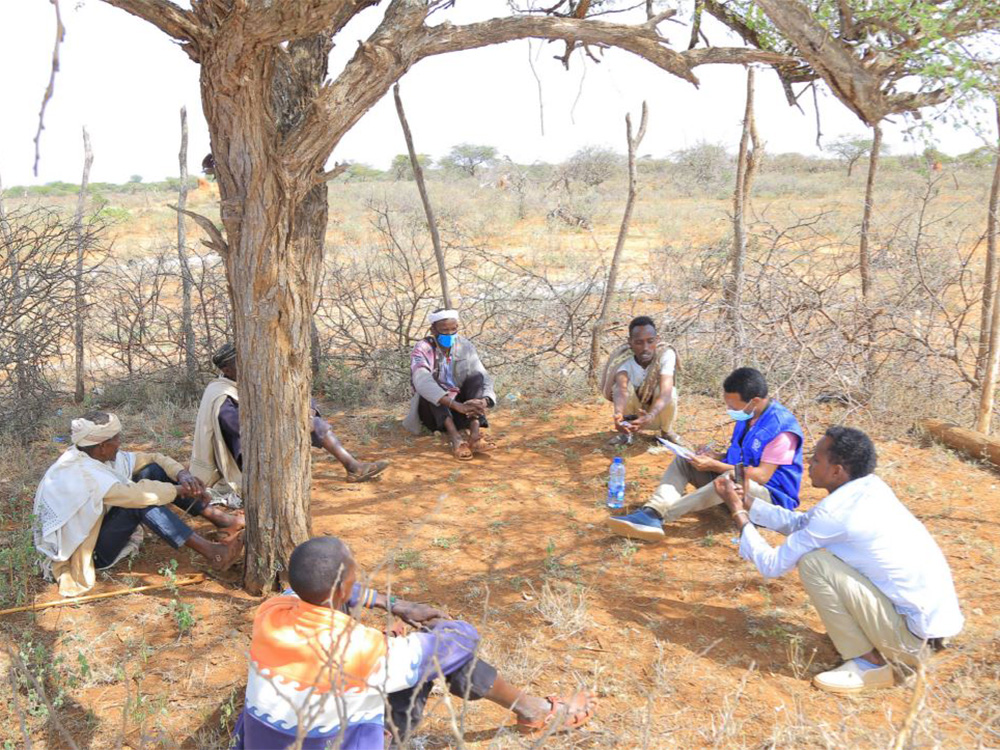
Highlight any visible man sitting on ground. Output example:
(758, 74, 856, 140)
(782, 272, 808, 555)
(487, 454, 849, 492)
(606, 315, 680, 445)
(232, 536, 595, 748)
(716, 426, 964, 693)
(34, 412, 244, 596)
(608, 366, 803, 542)
(191, 344, 388, 497)
(404, 308, 497, 460)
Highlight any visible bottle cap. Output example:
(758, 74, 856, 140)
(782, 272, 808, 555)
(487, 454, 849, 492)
(613, 457, 623, 464)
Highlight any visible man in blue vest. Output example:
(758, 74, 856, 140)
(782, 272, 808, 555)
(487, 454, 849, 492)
(607, 367, 803, 542)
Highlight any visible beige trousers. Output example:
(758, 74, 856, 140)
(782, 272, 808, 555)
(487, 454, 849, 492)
(623, 391, 677, 435)
(798, 549, 928, 666)
(645, 456, 772, 521)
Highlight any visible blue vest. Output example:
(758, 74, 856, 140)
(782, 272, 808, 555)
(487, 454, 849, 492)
(724, 401, 804, 509)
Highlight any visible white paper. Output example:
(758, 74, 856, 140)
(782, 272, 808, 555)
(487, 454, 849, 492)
(655, 437, 695, 460)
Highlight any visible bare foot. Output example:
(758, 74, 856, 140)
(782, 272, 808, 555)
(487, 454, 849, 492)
(209, 532, 244, 571)
(516, 690, 596, 734)
(202, 505, 244, 532)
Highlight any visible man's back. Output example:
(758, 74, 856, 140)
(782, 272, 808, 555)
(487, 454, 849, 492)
(810, 474, 963, 639)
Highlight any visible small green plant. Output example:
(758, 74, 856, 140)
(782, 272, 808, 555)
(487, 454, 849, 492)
(158, 559, 197, 636)
(394, 549, 426, 570)
(617, 539, 640, 561)
(432, 535, 459, 549)
(698, 534, 718, 548)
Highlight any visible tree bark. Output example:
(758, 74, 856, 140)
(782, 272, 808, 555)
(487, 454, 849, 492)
(860, 123, 882, 395)
(976, 100, 1000, 385)
(923, 419, 1000, 467)
(73, 128, 94, 404)
(394, 83, 449, 308)
(588, 102, 648, 384)
(177, 106, 196, 383)
(977, 108, 1000, 433)
(198, 34, 333, 594)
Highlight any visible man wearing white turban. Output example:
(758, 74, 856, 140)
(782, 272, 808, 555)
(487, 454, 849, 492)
(34, 411, 244, 596)
(404, 308, 497, 460)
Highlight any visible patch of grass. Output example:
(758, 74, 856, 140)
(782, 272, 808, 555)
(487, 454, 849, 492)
(394, 549, 427, 570)
(432, 535, 459, 549)
(698, 533, 718, 548)
(158, 559, 197, 637)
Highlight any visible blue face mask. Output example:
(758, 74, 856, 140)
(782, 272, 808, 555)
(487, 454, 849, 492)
(726, 403, 754, 422)
(436, 333, 455, 349)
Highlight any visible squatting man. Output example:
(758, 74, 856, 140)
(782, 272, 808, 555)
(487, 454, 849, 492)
(717, 425, 963, 693)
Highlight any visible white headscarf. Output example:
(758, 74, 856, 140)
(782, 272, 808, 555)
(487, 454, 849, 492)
(71, 414, 122, 447)
(428, 309, 459, 324)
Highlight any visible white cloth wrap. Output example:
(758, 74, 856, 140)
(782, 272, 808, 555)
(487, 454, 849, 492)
(428, 309, 459, 324)
(71, 414, 122, 447)
(33, 447, 136, 561)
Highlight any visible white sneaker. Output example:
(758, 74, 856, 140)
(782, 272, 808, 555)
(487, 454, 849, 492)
(813, 660, 894, 694)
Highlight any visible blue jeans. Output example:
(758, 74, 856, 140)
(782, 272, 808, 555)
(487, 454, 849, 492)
(93, 464, 207, 568)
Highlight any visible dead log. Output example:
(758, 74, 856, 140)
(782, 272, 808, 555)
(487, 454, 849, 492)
(920, 419, 1000, 467)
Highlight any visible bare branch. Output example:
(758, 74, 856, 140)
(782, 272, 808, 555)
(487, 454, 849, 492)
(33, 0, 64, 177)
(99, 0, 203, 58)
(168, 204, 229, 255)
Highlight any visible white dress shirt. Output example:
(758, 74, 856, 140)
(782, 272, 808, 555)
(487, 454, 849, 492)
(739, 473, 964, 640)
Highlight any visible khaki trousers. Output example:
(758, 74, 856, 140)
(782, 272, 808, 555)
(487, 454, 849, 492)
(624, 391, 677, 435)
(798, 549, 927, 666)
(645, 456, 772, 522)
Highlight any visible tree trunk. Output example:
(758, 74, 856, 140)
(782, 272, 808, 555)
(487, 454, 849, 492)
(394, 83, 450, 308)
(177, 106, 197, 383)
(73, 128, 94, 404)
(859, 123, 882, 396)
(728, 67, 756, 362)
(976, 100, 1000, 385)
(978, 123, 1000, 433)
(588, 102, 648, 384)
(200, 36, 332, 594)
(923, 419, 1000, 467)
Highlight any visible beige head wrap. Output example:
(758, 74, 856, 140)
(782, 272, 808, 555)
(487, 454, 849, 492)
(71, 414, 122, 447)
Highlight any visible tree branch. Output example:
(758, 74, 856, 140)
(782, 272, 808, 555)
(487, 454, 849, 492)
(168, 204, 228, 255)
(99, 0, 203, 58)
(248, 0, 384, 45)
(755, 0, 948, 124)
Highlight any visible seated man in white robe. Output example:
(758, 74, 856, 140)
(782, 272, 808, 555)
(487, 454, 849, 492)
(34, 412, 244, 597)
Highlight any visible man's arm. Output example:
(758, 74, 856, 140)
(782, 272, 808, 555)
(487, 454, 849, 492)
(411, 351, 449, 405)
(218, 398, 242, 469)
(612, 371, 631, 432)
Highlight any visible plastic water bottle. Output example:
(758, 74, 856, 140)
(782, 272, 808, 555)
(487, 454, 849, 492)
(606, 457, 626, 510)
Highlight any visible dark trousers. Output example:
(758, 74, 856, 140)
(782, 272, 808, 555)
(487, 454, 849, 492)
(417, 372, 489, 432)
(387, 657, 497, 744)
(93, 464, 206, 569)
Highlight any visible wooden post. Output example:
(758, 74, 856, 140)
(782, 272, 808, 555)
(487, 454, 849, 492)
(922, 419, 1000, 466)
(73, 127, 94, 404)
(588, 102, 649, 383)
(859, 123, 883, 396)
(974, 100, 1000, 424)
(177, 106, 196, 382)
(729, 67, 757, 362)
(393, 83, 450, 309)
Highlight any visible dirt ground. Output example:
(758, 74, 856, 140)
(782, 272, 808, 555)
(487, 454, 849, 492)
(3, 394, 999, 748)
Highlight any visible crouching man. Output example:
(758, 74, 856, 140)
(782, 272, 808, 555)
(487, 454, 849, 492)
(717, 426, 963, 693)
(231, 536, 596, 749)
(34, 412, 244, 596)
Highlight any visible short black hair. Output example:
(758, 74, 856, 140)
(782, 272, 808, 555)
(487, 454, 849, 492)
(628, 316, 656, 336)
(722, 367, 768, 402)
(288, 537, 354, 606)
(823, 426, 877, 479)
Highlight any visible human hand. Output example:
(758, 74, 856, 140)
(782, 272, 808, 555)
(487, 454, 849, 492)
(176, 470, 207, 499)
(613, 413, 630, 434)
(391, 600, 450, 629)
(630, 411, 653, 432)
(713, 475, 745, 515)
(465, 398, 488, 416)
(688, 453, 721, 473)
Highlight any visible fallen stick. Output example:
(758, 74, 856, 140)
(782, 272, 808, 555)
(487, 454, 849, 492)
(920, 418, 1000, 468)
(0, 573, 205, 616)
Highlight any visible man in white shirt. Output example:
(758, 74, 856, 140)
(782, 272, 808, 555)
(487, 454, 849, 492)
(610, 316, 678, 444)
(716, 426, 963, 694)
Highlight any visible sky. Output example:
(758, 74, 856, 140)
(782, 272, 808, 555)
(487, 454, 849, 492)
(0, 0, 994, 187)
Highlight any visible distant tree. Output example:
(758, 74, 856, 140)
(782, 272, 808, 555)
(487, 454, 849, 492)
(825, 135, 874, 177)
(440, 143, 497, 178)
(128, 174, 143, 183)
(391, 153, 432, 180)
(565, 145, 622, 188)
(670, 142, 732, 195)
(343, 163, 383, 182)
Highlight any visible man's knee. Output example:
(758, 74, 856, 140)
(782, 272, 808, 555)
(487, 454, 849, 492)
(797, 549, 831, 582)
(133, 463, 172, 484)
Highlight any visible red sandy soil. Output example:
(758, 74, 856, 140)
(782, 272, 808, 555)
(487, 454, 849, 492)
(3, 395, 998, 748)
